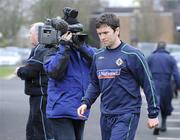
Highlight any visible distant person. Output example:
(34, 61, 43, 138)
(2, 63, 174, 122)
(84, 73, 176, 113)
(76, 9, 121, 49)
(16, 22, 53, 140)
(147, 41, 180, 134)
(77, 13, 159, 140)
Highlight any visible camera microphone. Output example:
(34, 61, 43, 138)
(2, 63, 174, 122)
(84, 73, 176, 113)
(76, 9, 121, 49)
(51, 18, 68, 35)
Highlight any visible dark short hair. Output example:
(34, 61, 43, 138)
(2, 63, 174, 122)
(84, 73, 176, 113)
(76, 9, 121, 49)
(95, 13, 120, 31)
(157, 41, 166, 49)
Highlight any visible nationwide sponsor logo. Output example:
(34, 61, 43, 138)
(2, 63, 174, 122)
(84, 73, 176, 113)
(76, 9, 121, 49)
(116, 58, 123, 66)
(97, 69, 121, 79)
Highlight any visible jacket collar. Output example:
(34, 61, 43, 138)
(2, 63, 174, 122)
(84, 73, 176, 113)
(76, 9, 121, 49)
(153, 48, 170, 54)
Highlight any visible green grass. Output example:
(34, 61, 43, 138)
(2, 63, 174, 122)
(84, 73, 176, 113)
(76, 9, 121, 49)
(0, 66, 16, 78)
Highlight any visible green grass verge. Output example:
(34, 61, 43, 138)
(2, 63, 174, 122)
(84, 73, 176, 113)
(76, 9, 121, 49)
(0, 66, 16, 78)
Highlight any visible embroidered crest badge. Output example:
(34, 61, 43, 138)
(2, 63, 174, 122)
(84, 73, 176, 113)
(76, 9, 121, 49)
(116, 58, 123, 66)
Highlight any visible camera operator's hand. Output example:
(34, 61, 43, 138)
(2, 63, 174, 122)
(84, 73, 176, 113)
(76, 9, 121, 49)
(61, 31, 72, 42)
(59, 31, 73, 46)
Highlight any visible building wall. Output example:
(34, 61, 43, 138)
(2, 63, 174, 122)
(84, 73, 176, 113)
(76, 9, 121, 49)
(89, 11, 174, 47)
(117, 14, 132, 43)
(156, 13, 174, 43)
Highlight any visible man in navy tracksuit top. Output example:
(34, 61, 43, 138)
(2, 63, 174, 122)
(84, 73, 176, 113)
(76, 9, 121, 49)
(77, 13, 159, 140)
(147, 42, 180, 133)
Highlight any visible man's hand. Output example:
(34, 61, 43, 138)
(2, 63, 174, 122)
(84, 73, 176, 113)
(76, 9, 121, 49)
(177, 89, 180, 94)
(77, 104, 87, 118)
(61, 31, 72, 41)
(15, 66, 20, 75)
(147, 117, 159, 129)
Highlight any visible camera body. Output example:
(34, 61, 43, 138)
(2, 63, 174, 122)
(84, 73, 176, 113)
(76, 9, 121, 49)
(38, 24, 60, 45)
(38, 7, 88, 45)
(69, 23, 88, 45)
(38, 18, 68, 45)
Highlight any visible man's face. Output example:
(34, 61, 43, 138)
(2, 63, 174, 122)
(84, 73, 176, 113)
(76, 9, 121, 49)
(96, 24, 119, 48)
(29, 26, 38, 46)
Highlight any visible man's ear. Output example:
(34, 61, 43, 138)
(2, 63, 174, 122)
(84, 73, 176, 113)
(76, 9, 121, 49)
(115, 27, 120, 36)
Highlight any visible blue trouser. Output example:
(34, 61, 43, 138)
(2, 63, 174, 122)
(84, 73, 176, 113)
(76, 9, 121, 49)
(49, 118, 85, 140)
(100, 113, 140, 140)
(154, 81, 173, 116)
(26, 96, 53, 140)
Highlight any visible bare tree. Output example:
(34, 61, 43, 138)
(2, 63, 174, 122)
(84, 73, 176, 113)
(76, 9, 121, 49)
(0, 0, 23, 43)
(30, 0, 102, 30)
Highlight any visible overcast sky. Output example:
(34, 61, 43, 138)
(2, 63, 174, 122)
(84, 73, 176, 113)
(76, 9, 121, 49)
(103, 0, 135, 7)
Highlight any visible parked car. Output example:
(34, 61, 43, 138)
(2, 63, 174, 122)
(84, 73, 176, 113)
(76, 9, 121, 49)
(171, 52, 180, 71)
(0, 48, 22, 66)
(137, 42, 180, 58)
(5, 46, 31, 64)
(171, 52, 180, 98)
(137, 42, 156, 57)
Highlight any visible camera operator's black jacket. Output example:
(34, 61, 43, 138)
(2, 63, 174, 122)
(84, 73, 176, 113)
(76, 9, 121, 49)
(17, 44, 49, 96)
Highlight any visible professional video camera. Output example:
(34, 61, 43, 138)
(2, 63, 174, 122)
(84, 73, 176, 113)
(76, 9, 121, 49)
(38, 17, 68, 45)
(38, 7, 88, 45)
(63, 7, 88, 45)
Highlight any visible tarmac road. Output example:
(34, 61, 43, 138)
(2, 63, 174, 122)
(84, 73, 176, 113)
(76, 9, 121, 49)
(0, 76, 180, 140)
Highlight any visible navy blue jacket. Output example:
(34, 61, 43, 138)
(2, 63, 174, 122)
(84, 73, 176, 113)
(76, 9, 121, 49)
(82, 42, 159, 118)
(147, 48, 180, 115)
(147, 48, 180, 87)
(17, 44, 49, 96)
(44, 43, 95, 120)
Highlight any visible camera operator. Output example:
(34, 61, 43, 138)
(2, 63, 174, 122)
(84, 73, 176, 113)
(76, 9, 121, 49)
(43, 7, 95, 140)
(16, 22, 53, 140)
